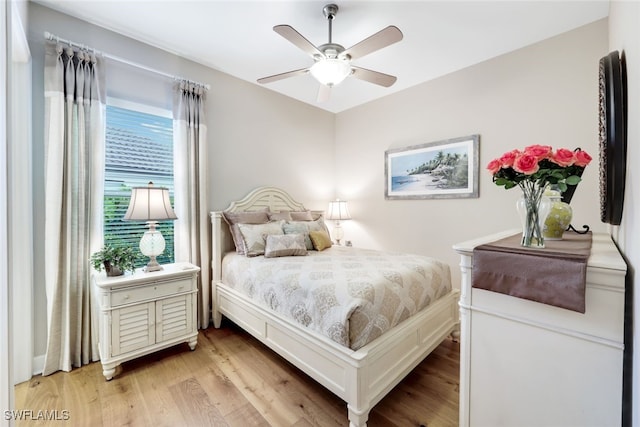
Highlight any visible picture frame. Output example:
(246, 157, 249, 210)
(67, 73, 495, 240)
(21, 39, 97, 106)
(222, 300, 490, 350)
(385, 134, 480, 200)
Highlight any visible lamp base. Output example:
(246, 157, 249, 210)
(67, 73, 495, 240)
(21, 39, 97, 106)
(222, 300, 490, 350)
(333, 222, 344, 246)
(144, 255, 163, 272)
(140, 225, 166, 272)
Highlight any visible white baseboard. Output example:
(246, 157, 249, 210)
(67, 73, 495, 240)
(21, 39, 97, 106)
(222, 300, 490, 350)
(32, 354, 44, 378)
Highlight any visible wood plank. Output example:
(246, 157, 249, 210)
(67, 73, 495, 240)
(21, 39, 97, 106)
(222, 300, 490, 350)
(170, 377, 228, 426)
(179, 334, 256, 417)
(224, 402, 270, 427)
(63, 362, 103, 426)
(98, 368, 151, 427)
(15, 375, 70, 427)
(217, 328, 345, 426)
(124, 346, 190, 426)
(202, 328, 307, 426)
(15, 325, 459, 427)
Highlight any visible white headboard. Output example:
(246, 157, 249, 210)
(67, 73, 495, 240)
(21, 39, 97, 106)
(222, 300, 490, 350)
(224, 186, 307, 213)
(209, 186, 323, 284)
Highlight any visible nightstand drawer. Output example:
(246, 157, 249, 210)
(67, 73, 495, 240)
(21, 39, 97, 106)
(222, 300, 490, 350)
(111, 278, 192, 306)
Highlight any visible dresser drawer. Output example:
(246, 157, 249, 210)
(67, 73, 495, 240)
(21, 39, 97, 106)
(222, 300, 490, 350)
(111, 277, 192, 306)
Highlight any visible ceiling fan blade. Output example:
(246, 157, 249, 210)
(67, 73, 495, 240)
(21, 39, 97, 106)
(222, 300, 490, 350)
(317, 84, 331, 103)
(343, 26, 403, 60)
(351, 66, 397, 87)
(257, 68, 309, 84)
(274, 25, 324, 58)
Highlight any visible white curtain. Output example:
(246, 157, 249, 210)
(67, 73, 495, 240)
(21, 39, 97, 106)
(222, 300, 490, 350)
(42, 43, 105, 375)
(173, 81, 210, 328)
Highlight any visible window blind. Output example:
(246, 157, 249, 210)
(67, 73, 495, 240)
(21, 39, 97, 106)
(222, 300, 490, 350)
(104, 104, 174, 266)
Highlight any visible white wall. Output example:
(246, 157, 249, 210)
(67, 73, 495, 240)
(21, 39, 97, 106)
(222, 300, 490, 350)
(608, 1, 639, 424)
(9, 0, 33, 385)
(1, 0, 12, 423)
(27, 2, 335, 364)
(335, 19, 608, 288)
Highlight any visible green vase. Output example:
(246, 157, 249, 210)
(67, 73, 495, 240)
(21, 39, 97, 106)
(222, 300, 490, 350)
(543, 187, 573, 240)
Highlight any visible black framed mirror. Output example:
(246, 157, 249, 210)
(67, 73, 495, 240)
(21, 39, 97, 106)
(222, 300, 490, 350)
(598, 50, 627, 226)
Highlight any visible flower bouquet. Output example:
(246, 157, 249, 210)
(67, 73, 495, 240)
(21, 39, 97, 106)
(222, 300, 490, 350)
(487, 145, 592, 247)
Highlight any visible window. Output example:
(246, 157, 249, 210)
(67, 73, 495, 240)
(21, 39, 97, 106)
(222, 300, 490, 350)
(104, 99, 174, 267)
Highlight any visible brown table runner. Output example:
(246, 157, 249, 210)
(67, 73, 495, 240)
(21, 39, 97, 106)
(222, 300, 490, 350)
(472, 231, 592, 313)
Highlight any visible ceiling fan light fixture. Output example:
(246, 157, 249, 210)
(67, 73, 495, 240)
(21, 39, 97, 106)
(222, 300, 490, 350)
(258, 3, 403, 99)
(310, 58, 351, 87)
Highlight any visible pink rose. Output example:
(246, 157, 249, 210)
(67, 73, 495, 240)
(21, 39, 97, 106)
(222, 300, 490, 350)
(524, 144, 553, 160)
(487, 159, 502, 175)
(499, 149, 520, 168)
(513, 153, 540, 175)
(552, 148, 576, 166)
(574, 150, 592, 167)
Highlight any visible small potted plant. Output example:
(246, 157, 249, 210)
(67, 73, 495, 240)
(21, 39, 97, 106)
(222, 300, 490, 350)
(90, 245, 138, 276)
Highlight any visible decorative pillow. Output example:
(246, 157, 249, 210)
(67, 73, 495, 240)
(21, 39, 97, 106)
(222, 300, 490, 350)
(283, 222, 313, 250)
(222, 209, 270, 255)
(268, 211, 292, 221)
(309, 230, 332, 251)
(222, 209, 269, 225)
(238, 221, 284, 257)
(307, 217, 330, 235)
(290, 210, 314, 221)
(293, 217, 326, 230)
(264, 234, 307, 258)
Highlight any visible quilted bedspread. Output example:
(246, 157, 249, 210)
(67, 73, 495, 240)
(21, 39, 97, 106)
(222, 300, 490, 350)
(221, 246, 452, 350)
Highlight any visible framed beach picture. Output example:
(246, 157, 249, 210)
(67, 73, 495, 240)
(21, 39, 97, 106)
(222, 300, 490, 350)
(385, 134, 480, 200)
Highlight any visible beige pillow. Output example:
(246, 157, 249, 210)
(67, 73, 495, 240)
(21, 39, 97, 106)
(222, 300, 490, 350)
(264, 234, 307, 258)
(309, 230, 332, 251)
(222, 209, 269, 255)
(290, 210, 314, 221)
(222, 209, 269, 225)
(268, 211, 293, 221)
(238, 221, 284, 256)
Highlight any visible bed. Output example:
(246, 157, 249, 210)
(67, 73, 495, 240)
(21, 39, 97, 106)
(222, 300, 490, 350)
(210, 187, 460, 427)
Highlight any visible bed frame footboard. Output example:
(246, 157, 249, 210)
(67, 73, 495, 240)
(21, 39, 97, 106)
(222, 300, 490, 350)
(213, 281, 459, 426)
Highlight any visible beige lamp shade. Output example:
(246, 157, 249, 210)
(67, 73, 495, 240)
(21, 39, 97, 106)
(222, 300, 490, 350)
(123, 182, 176, 272)
(326, 199, 352, 221)
(123, 182, 177, 221)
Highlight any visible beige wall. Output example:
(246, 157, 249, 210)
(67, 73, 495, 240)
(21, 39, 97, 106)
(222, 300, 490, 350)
(335, 19, 608, 288)
(608, 1, 639, 423)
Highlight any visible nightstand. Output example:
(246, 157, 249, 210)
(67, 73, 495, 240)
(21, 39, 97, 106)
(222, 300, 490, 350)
(92, 262, 200, 380)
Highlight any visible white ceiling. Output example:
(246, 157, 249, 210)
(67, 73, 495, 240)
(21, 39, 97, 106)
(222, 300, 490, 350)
(35, 0, 609, 113)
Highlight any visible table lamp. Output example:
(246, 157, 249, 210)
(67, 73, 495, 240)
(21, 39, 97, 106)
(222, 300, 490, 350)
(123, 182, 177, 272)
(327, 199, 351, 245)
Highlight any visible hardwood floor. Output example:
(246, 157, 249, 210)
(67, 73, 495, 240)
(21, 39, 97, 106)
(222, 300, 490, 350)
(14, 320, 459, 426)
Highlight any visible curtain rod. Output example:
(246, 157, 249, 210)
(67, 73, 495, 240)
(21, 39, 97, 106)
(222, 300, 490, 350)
(44, 31, 210, 90)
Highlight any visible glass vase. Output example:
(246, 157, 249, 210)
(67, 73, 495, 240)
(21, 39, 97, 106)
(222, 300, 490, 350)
(516, 182, 551, 248)
(543, 186, 573, 240)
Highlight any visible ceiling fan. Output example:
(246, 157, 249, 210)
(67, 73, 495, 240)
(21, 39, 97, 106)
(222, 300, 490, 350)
(257, 3, 403, 102)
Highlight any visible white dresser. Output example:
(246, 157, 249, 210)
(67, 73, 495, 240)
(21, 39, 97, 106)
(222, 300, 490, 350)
(453, 231, 626, 427)
(93, 262, 200, 380)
